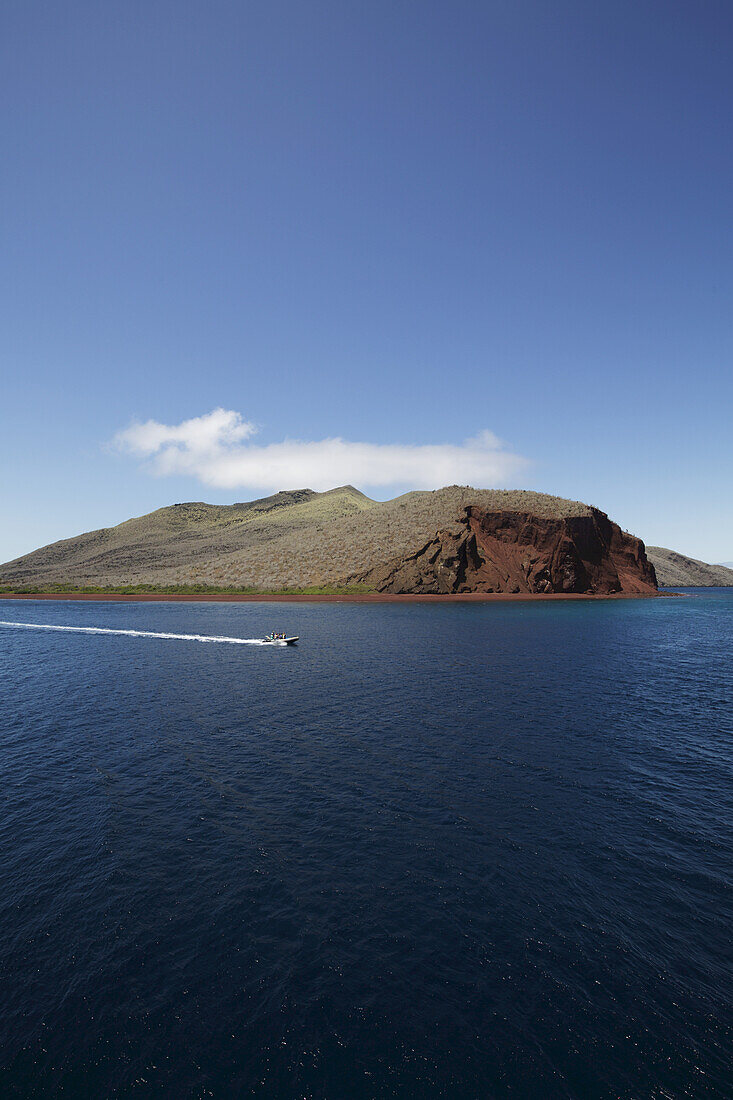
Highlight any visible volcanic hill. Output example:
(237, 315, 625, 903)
(1, 486, 658, 595)
(646, 547, 733, 588)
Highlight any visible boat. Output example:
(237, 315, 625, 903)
(262, 632, 299, 646)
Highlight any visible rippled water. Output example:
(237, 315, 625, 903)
(1, 593, 731, 1098)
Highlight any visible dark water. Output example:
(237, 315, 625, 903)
(0, 592, 731, 1098)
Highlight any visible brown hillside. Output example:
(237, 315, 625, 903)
(646, 547, 733, 587)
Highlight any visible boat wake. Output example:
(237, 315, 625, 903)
(0, 621, 270, 646)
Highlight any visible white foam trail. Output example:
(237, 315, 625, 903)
(0, 621, 270, 646)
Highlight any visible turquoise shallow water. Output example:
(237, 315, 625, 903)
(0, 592, 731, 1097)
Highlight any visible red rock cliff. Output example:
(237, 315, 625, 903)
(355, 507, 658, 595)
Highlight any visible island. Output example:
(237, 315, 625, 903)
(0, 486, 661, 597)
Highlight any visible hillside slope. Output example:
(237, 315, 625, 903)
(646, 547, 733, 587)
(1, 486, 656, 594)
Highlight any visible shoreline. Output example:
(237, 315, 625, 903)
(0, 591, 671, 603)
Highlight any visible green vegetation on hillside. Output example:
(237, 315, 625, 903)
(0, 582, 374, 596)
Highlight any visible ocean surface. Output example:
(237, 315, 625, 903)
(0, 592, 731, 1098)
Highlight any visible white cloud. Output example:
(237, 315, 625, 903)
(116, 408, 256, 456)
(113, 408, 528, 493)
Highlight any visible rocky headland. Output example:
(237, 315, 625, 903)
(355, 506, 657, 595)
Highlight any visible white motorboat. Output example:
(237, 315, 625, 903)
(262, 633, 299, 646)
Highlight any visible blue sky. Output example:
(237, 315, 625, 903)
(2, 0, 731, 563)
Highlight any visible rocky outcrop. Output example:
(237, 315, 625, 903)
(354, 507, 657, 595)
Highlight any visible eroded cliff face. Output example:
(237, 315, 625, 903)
(354, 508, 657, 595)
